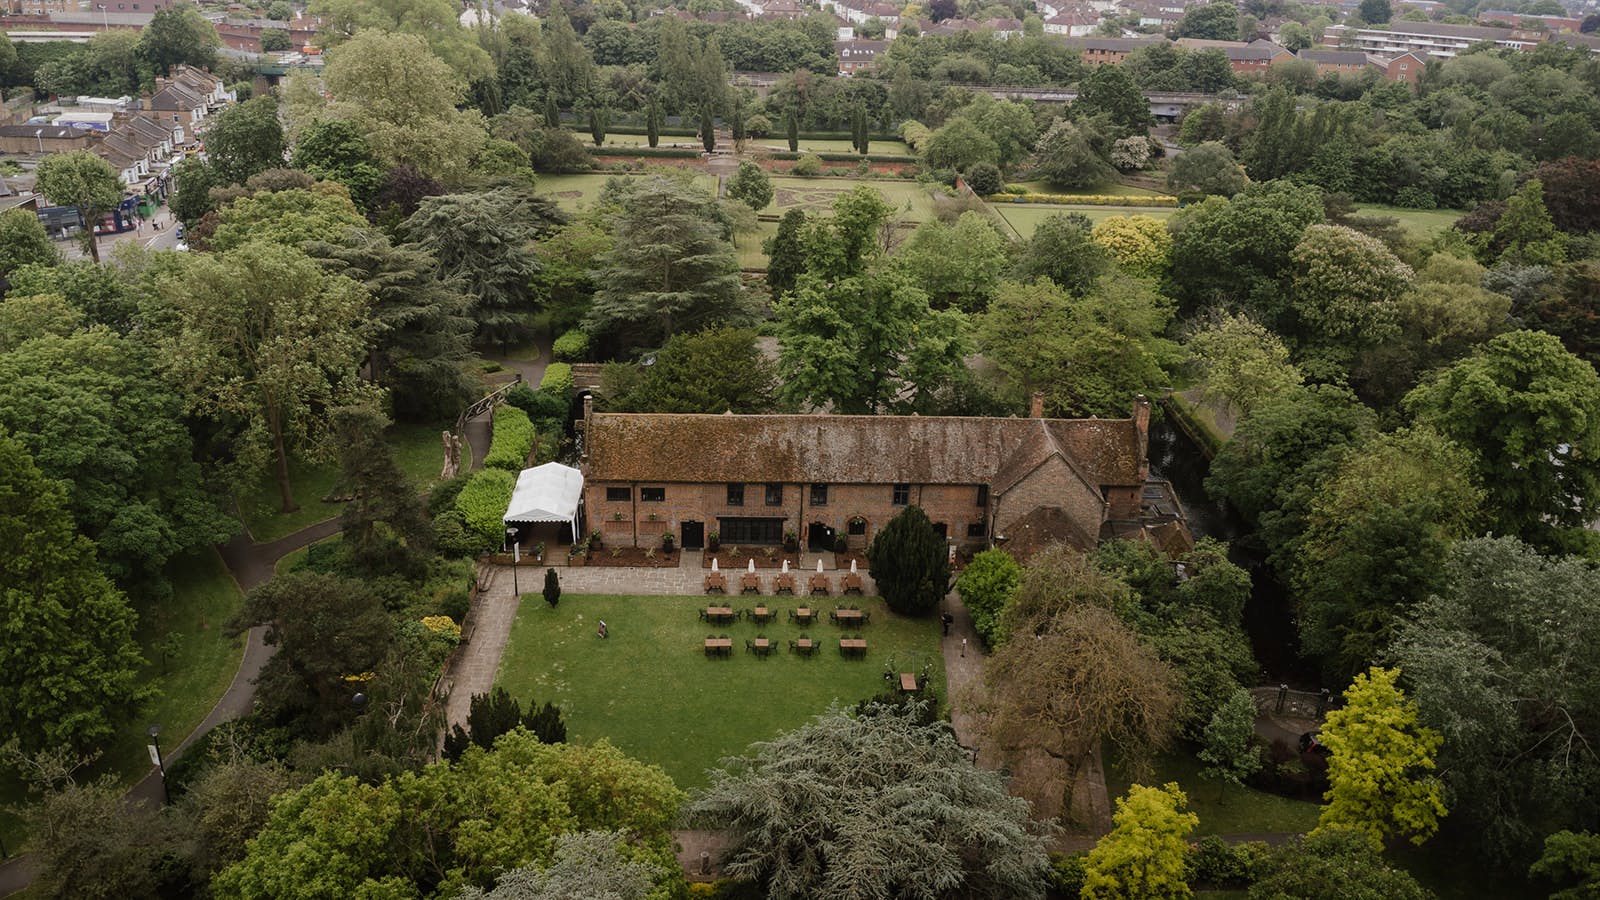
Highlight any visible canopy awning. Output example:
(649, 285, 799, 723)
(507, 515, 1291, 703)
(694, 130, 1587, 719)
(503, 462, 584, 535)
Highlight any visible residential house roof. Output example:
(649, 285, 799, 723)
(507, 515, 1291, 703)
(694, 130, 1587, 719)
(1297, 47, 1373, 64)
(1176, 36, 1287, 60)
(149, 82, 207, 111)
(584, 413, 1145, 488)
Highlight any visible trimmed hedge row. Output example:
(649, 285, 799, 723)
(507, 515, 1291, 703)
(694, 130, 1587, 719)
(552, 330, 589, 362)
(588, 146, 702, 159)
(985, 192, 1180, 207)
(541, 362, 575, 395)
(484, 404, 535, 471)
(455, 468, 516, 548)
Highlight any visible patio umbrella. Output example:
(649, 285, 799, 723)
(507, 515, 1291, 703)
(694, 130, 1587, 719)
(711, 557, 719, 572)
(816, 559, 824, 573)
(781, 560, 789, 573)
(748, 558, 756, 573)
(850, 559, 858, 574)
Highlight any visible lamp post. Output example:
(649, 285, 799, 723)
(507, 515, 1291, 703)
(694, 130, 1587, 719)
(97, 3, 108, 29)
(146, 724, 170, 805)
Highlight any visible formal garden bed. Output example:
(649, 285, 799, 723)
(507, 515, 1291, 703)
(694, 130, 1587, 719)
(587, 547, 682, 568)
(701, 547, 805, 569)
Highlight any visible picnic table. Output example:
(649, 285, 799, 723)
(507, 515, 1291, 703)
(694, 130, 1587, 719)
(702, 606, 736, 624)
(832, 608, 865, 626)
(808, 573, 832, 595)
(703, 637, 732, 657)
(774, 573, 797, 594)
(790, 637, 816, 656)
(703, 572, 727, 593)
(740, 572, 763, 594)
(749, 605, 774, 624)
(842, 572, 864, 595)
(789, 606, 815, 624)
(747, 636, 773, 658)
(839, 637, 868, 658)
(899, 672, 919, 692)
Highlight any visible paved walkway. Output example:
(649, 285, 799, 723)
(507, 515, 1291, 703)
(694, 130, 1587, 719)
(0, 516, 336, 897)
(443, 567, 524, 730)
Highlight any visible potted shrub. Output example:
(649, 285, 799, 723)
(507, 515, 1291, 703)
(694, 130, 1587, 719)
(707, 530, 721, 552)
(589, 529, 602, 549)
(662, 531, 676, 553)
(783, 528, 799, 553)
(834, 534, 847, 553)
(534, 541, 546, 563)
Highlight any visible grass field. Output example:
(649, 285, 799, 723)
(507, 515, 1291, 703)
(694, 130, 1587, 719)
(1007, 181, 1167, 198)
(1105, 749, 1322, 837)
(496, 593, 946, 790)
(237, 422, 447, 543)
(763, 176, 939, 222)
(0, 548, 245, 854)
(1354, 204, 1463, 238)
(995, 204, 1177, 238)
(538, 172, 719, 214)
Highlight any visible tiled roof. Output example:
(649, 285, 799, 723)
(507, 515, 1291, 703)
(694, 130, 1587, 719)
(1298, 48, 1372, 64)
(150, 83, 205, 110)
(586, 413, 1144, 487)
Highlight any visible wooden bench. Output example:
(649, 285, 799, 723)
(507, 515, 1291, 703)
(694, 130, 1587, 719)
(842, 572, 864, 595)
(703, 573, 726, 593)
(774, 573, 796, 594)
(899, 672, 919, 692)
(808, 573, 832, 595)
(740, 572, 763, 594)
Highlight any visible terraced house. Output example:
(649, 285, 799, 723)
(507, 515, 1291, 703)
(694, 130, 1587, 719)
(580, 396, 1191, 558)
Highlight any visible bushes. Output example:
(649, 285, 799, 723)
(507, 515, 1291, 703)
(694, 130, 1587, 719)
(956, 549, 1020, 645)
(484, 404, 536, 471)
(541, 361, 575, 395)
(792, 153, 824, 176)
(505, 384, 568, 427)
(964, 162, 1003, 196)
(552, 330, 589, 362)
(454, 468, 516, 549)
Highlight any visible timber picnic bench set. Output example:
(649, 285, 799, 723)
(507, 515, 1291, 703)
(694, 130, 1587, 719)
(703, 571, 865, 595)
(700, 603, 872, 659)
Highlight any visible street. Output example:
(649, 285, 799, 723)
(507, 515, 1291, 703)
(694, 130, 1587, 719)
(57, 206, 186, 260)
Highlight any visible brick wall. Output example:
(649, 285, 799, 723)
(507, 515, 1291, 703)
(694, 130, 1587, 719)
(585, 480, 994, 550)
(992, 456, 1106, 544)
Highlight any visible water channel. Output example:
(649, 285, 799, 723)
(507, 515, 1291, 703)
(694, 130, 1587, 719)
(1146, 413, 1320, 686)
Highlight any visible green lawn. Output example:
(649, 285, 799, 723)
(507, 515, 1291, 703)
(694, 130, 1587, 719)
(496, 593, 946, 791)
(1007, 181, 1167, 198)
(237, 422, 447, 542)
(538, 172, 719, 213)
(995, 203, 1177, 238)
(1105, 750, 1321, 837)
(1353, 204, 1463, 238)
(764, 176, 939, 222)
(0, 548, 244, 855)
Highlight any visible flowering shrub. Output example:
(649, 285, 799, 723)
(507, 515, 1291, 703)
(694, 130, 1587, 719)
(1092, 214, 1175, 279)
(421, 615, 462, 643)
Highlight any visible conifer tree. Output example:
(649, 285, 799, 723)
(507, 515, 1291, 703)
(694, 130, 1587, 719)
(866, 505, 950, 616)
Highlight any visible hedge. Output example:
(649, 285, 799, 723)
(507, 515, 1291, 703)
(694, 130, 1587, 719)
(588, 146, 702, 159)
(540, 362, 574, 395)
(484, 404, 536, 471)
(984, 192, 1179, 207)
(552, 329, 589, 362)
(455, 468, 516, 549)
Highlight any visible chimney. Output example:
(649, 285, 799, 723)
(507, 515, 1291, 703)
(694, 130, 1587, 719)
(580, 393, 594, 462)
(1133, 395, 1151, 481)
(1029, 391, 1045, 419)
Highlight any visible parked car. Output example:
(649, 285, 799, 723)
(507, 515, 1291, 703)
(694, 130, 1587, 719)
(1298, 730, 1330, 756)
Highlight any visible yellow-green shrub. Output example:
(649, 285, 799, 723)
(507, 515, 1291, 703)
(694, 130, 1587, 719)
(484, 404, 535, 471)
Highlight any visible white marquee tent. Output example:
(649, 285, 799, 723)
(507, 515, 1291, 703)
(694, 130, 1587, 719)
(502, 462, 584, 536)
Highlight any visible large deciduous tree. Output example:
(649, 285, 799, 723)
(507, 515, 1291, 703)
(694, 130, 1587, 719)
(205, 96, 286, 187)
(1033, 118, 1115, 189)
(291, 119, 386, 210)
(1081, 783, 1198, 900)
(214, 732, 684, 898)
(310, 0, 492, 83)
(137, 2, 219, 72)
(0, 434, 144, 754)
(585, 175, 745, 352)
(1166, 141, 1247, 198)
(1317, 666, 1446, 848)
(208, 184, 368, 252)
(1013, 212, 1110, 296)
(1249, 827, 1433, 900)
(689, 704, 1053, 900)
(894, 211, 1010, 311)
(726, 159, 773, 212)
(0, 207, 58, 289)
(0, 326, 234, 596)
(866, 505, 950, 617)
(34, 150, 122, 264)
(1168, 180, 1324, 317)
(156, 242, 377, 513)
(1395, 537, 1600, 863)
(976, 276, 1175, 418)
(986, 550, 1180, 819)
(1186, 312, 1303, 416)
(1292, 428, 1482, 680)
(1405, 329, 1600, 539)
(322, 30, 488, 183)
(1288, 224, 1413, 351)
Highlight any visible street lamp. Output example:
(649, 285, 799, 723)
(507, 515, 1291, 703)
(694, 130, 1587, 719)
(146, 724, 170, 805)
(97, 3, 108, 29)
(34, 128, 43, 154)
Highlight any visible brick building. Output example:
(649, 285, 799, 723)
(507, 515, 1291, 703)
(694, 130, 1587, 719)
(1296, 47, 1374, 75)
(579, 398, 1191, 558)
